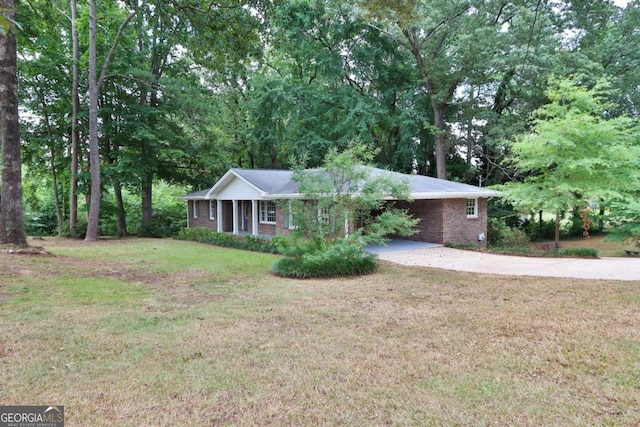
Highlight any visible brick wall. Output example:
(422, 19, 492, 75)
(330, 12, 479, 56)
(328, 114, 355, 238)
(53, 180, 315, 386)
(394, 198, 488, 247)
(442, 198, 488, 248)
(395, 199, 445, 243)
(188, 200, 218, 229)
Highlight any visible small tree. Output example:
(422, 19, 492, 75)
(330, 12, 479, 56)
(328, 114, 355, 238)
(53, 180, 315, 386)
(495, 76, 640, 248)
(291, 144, 417, 246)
(273, 144, 419, 278)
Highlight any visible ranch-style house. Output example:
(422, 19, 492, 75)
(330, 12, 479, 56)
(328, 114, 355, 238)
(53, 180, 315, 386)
(179, 168, 499, 247)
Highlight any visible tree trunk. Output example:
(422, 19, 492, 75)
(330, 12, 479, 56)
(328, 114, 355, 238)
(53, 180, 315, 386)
(138, 83, 153, 230)
(113, 179, 127, 237)
(554, 211, 561, 249)
(105, 140, 127, 237)
(0, 0, 27, 246)
(69, 0, 80, 237)
(85, 0, 101, 241)
(403, 27, 454, 180)
(141, 175, 153, 229)
(431, 100, 448, 180)
(42, 102, 64, 236)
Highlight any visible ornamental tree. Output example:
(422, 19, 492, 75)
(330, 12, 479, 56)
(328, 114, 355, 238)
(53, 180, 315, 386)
(290, 143, 419, 249)
(495, 76, 640, 247)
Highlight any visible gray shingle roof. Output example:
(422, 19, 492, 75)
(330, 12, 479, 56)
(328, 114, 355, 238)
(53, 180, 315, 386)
(231, 168, 297, 194)
(177, 189, 209, 200)
(181, 167, 499, 200)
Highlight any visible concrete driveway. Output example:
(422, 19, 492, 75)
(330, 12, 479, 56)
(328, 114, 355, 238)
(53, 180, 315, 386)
(372, 242, 640, 281)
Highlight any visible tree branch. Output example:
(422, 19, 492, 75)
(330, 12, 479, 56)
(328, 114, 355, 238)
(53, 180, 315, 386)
(365, 22, 410, 50)
(98, 10, 137, 90)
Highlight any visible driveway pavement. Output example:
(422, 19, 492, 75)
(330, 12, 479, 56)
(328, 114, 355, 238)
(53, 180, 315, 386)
(372, 241, 640, 281)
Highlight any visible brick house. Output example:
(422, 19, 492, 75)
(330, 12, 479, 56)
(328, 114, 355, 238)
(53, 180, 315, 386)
(179, 168, 499, 247)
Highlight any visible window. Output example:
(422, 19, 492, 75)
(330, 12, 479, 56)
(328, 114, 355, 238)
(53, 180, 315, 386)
(259, 201, 276, 224)
(318, 205, 331, 226)
(209, 200, 217, 220)
(466, 198, 478, 218)
(193, 201, 199, 219)
(283, 202, 298, 229)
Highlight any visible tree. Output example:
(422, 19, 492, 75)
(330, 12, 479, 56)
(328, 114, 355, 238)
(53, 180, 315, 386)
(291, 143, 418, 246)
(272, 143, 419, 278)
(0, 0, 27, 245)
(69, 0, 80, 236)
(361, 0, 559, 180)
(494, 76, 640, 247)
(85, 1, 135, 241)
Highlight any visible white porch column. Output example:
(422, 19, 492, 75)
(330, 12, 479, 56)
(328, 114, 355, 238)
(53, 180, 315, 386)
(252, 200, 259, 236)
(216, 199, 223, 232)
(232, 199, 239, 235)
(344, 211, 349, 237)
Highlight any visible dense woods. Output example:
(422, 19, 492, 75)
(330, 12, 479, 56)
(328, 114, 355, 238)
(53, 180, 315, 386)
(1, 0, 639, 241)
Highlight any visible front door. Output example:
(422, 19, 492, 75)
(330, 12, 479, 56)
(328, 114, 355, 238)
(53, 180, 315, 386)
(242, 201, 249, 232)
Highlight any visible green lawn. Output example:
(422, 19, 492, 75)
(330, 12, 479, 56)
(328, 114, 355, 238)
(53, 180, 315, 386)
(1, 238, 639, 426)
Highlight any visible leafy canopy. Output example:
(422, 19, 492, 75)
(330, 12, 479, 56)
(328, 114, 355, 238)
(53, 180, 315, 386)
(495, 76, 640, 215)
(290, 143, 418, 247)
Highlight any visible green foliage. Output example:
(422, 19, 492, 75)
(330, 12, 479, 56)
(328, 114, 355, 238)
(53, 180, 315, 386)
(520, 218, 558, 241)
(0, 6, 21, 37)
(551, 248, 599, 258)
(487, 199, 521, 228)
(271, 237, 378, 279)
(487, 218, 533, 249)
(177, 228, 281, 254)
(444, 242, 477, 250)
(130, 182, 188, 237)
(62, 216, 88, 239)
(291, 143, 417, 245)
(494, 76, 640, 246)
(364, 208, 419, 245)
(14, 0, 640, 246)
(271, 143, 415, 278)
(605, 199, 640, 248)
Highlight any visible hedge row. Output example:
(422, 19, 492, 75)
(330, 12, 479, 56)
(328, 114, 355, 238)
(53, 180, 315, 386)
(445, 242, 599, 258)
(177, 227, 283, 254)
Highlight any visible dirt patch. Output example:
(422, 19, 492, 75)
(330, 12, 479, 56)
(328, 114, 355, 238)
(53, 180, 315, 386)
(4, 247, 51, 255)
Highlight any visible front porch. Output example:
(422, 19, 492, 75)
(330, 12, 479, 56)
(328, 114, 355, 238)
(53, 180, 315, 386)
(216, 199, 261, 235)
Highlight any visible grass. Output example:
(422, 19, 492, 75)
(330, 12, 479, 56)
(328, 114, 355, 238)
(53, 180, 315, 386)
(1, 237, 640, 426)
(546, 234, 635, 257)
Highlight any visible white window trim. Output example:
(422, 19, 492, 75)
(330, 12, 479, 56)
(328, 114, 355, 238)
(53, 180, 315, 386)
(318, 205, 331, 225)
(193, 200, 199, 219)
(466, 198, 478, 219)
(284, 202, 298, 230)
(259, 200, 276, 224)
(209, 200, 217, 220)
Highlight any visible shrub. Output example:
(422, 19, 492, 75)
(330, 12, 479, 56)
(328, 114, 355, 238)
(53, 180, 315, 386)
(272, 238, 378, 279)
(522, 218, 558, 241)
(551, 247, 599, 258)
(137, 207, 187, 238)
(61, 216, 88, 239)
(444, 242, 477, 250)
(487, 217, 533, 249)
(177, 227, 281, 254)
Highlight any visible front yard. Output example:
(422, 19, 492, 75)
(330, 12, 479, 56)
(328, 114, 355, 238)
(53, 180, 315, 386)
(1, 238, 639, 426)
